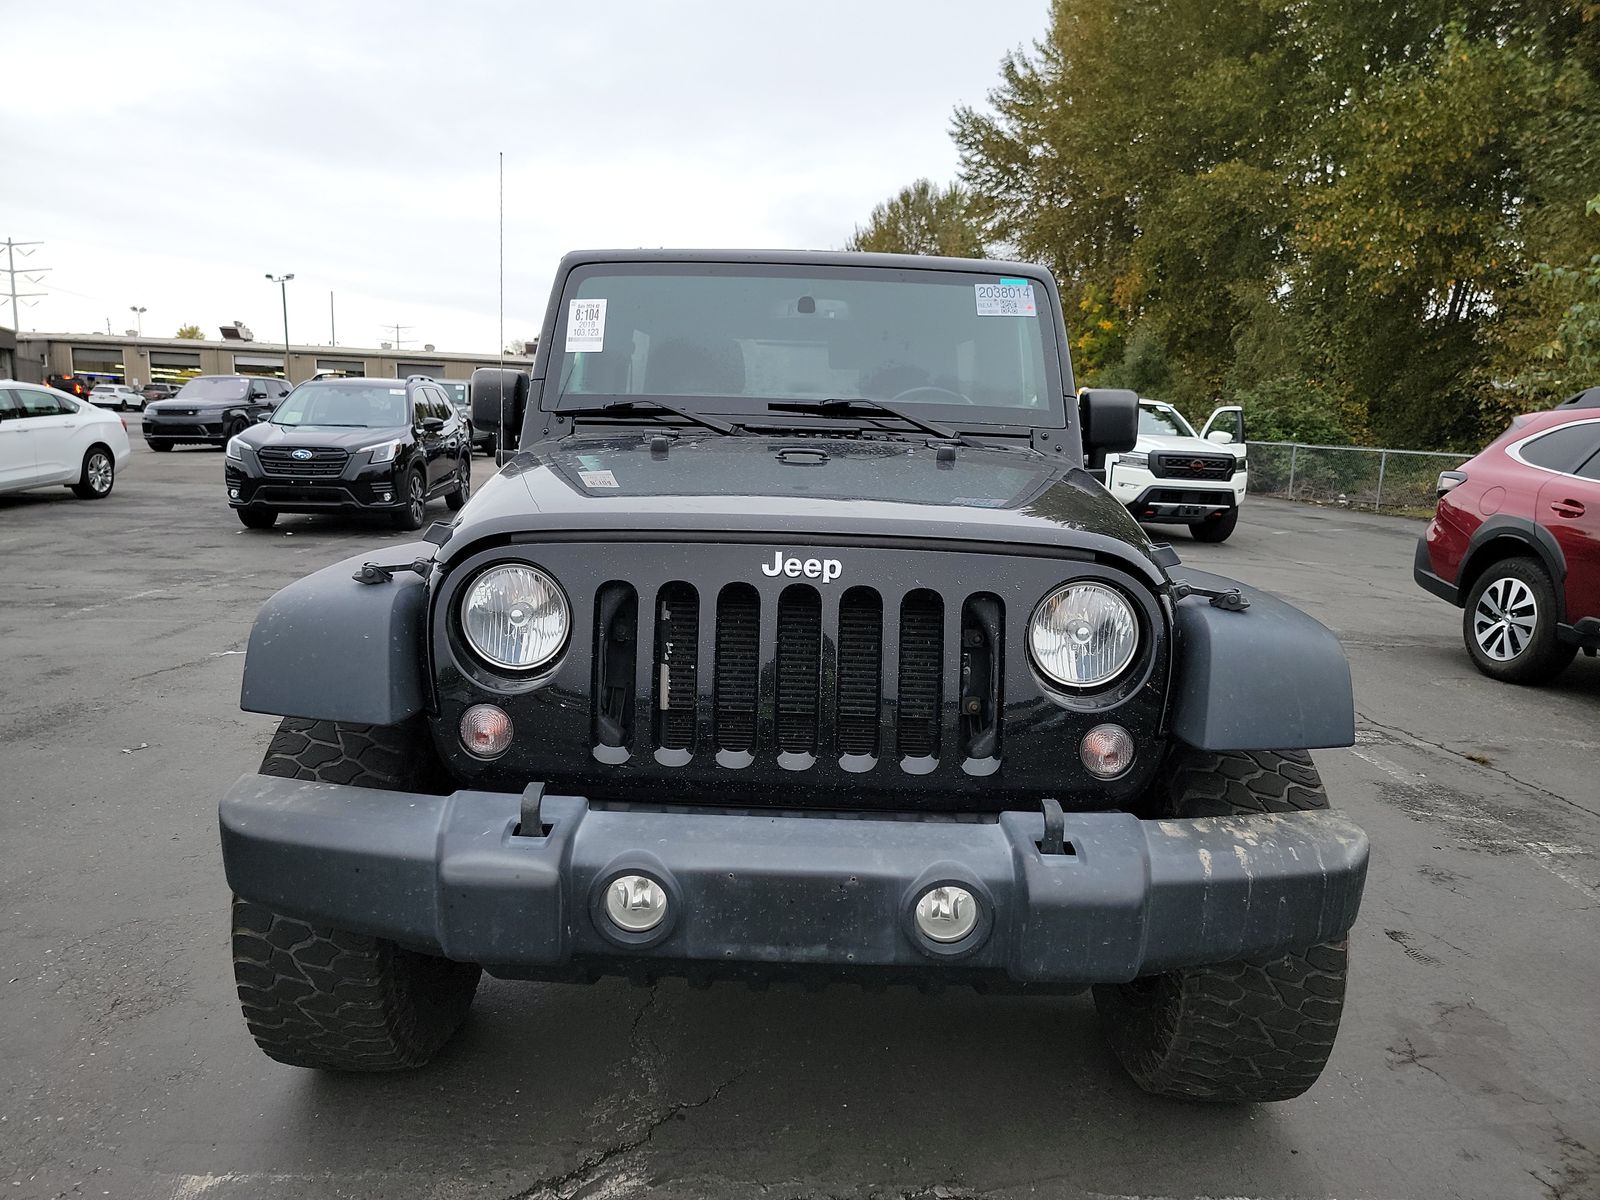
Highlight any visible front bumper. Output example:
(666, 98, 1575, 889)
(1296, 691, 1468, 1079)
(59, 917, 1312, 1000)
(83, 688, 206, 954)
(225, 457, 406, 514)
(220, 775, 1369, 985)
(145, 416, 226, 443)
(1109, 464, 1245, 524)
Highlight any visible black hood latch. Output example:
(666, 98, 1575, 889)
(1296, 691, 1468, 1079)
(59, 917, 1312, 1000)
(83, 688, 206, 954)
(1171, 578, 1251, 612)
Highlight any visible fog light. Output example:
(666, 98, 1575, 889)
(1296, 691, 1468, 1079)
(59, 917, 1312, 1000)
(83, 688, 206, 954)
(914, 885, 978, 943)
(604, 874, 668, 932)
(459, 703, 513, 758)
(228, 487, 240, 499)
(1080, 724, 1134, 779)
(378, 489, 393, 502)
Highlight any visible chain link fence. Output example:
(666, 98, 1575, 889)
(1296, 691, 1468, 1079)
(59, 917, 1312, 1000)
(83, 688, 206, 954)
(1247, 440, 1470, 514)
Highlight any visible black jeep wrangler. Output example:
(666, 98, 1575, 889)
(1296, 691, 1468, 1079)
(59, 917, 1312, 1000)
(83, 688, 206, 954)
(221, 250, 1367, 1102)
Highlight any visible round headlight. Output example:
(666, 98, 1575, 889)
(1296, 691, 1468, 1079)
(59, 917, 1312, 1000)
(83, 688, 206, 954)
(461, 564, 569, 671)
(1029, 582, 1140, 688)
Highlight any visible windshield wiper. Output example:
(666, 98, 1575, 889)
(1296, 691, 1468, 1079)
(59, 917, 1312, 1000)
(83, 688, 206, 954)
(767, 398, 966, 444)
(562, 400, 738, 436)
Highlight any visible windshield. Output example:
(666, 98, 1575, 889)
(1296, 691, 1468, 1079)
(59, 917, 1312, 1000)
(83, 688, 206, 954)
(1138, 405, 1196, 438)
(272, 382, 409, 428)
(176, 376, 250, 401)
(442, 381, 469, 409)
(551, 263, 1062, 425)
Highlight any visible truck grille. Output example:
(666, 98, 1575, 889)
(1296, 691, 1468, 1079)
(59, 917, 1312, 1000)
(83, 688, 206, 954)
(588, 580, 1001, 768)
(1150, 452, 1235, 481)
(256, 446, 350, 478)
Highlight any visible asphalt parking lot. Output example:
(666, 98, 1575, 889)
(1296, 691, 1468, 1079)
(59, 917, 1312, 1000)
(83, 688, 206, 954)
(2, 427, 1597, 1200)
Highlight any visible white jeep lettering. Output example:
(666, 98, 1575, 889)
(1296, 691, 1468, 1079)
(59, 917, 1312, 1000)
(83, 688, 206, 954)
(761, 551, 843, 583)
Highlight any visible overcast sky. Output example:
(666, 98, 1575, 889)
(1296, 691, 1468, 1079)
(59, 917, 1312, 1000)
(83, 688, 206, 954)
(2, 0, 1045, 356)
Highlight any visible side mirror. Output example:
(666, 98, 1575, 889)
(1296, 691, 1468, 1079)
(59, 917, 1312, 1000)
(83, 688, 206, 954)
(421, 416, 446, 432)
(1078, 388, 1139, 463)
(471, 366, 531, 460)
(255, 413, 270, 423)
(1206, 429, 1234, 445)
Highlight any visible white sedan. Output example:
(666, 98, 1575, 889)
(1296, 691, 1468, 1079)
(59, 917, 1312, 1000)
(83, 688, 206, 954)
(89, 383, 146, 411)
(0, 381, 132, 500)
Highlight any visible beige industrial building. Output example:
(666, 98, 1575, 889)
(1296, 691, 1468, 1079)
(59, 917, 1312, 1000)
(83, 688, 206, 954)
(12, 329, 534, 389)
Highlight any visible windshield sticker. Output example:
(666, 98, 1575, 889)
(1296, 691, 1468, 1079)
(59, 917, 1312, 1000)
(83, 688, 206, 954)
(576, 454, 604, 471)
(579, 469, 619, 489)
(566, 298, 607, 353)
(975, 281, 1036, 317)
(388, 388, 405, 394)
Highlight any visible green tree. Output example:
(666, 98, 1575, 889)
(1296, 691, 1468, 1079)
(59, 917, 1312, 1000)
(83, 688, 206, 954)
(175, 324, 203, 339)
(846, 179, 987, 258)
(952, 0, 1600, 450)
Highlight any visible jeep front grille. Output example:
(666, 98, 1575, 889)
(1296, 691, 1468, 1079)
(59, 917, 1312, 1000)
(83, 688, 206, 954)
(590, 580, 1002, 770)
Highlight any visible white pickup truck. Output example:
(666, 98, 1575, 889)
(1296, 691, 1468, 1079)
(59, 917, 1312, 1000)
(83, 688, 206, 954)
(1104, 399, 1248, 542)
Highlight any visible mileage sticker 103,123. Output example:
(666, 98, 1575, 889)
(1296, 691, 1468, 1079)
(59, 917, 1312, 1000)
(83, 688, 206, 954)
(566, 298, 607, 352)
(975, 280, 1036, 317)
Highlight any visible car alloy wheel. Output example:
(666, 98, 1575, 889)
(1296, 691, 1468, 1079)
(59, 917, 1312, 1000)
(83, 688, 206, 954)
(1472, 576, 1537, 661)
(408, 474, 425, 524)
(87, 451, 113, 495)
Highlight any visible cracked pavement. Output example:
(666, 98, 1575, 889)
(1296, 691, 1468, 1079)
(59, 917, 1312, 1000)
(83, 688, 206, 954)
(1, 447, 1596, 1199)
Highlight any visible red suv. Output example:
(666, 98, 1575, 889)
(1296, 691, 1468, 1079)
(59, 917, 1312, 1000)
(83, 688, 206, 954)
(1415, 388, 1600, 683)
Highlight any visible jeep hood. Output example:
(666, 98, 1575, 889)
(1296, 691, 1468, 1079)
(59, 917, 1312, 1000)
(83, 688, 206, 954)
(438, 435, 1166, 579)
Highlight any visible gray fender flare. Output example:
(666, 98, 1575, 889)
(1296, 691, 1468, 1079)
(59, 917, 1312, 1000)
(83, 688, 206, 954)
(1168, 570, 1354, 752)
(240, 544, 434, 726)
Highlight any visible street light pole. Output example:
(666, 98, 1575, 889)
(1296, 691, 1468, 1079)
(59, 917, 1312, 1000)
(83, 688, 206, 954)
(129, 305, 146, 336)
(264, 273, 295, 382)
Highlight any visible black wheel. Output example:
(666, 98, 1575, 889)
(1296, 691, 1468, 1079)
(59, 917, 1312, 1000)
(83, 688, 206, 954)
(392, 468, 426, 530)
(71, 445, 115, 499)
(224, 417, 249, 442)
(1093, 748, 1349, 1102)
(1190, 508, 1239, 543)
(232, 718, 480, 1071)
(445, 457, 471, 510)
(148, 440, 173, 453)
(1461, 557, 1574, 685)
(237, 507, 278, 530)
(484, 435, 497, 459)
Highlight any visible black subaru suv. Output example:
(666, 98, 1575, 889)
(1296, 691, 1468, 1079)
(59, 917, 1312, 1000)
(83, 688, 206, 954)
(224, 374, 471, 530)
(144, 374, 288, 450)
(220, 250, 1367, 1102)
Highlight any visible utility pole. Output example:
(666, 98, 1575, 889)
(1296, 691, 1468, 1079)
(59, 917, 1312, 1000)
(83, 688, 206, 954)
(3, 239, 49, 331)
(265, 273, 294, 381)
(329, 291, 336, 347)
(381, 322, 413, 350)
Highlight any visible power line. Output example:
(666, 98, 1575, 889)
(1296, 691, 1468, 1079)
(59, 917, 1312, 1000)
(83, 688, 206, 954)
(380, 322, 413, 350)
(3, 239, 50, 331)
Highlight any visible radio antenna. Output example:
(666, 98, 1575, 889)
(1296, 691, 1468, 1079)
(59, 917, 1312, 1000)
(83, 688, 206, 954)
(497, 150, 505, 460)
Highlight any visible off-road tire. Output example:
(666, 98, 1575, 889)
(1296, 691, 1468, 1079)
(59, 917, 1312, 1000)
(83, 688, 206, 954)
(71, 445, 115, 499)
(232, 718, 479, 1070)
(1093, 748, 1349, 1103)
(1189, 507, 1239, 543)
(1461, 556, 1575, 685)
(445, 456, 470, 511)
(237, 507, 277, 530)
